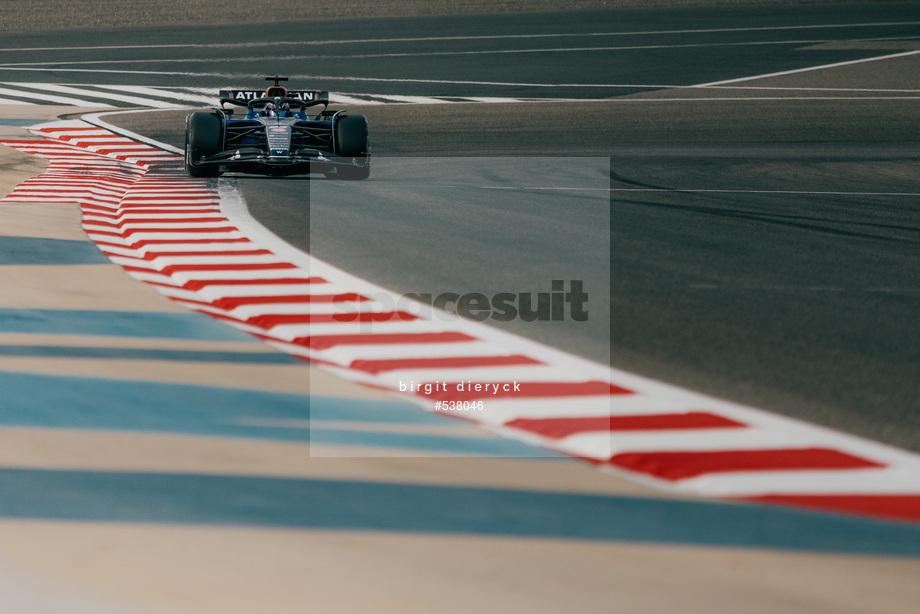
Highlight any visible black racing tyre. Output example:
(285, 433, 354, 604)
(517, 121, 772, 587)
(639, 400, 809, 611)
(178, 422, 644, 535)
(334, 115, 369, 157)
(185, 112, 222, 178)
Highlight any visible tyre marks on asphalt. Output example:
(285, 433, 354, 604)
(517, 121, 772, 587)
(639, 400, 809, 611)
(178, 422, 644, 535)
(4, 119, 920, 524)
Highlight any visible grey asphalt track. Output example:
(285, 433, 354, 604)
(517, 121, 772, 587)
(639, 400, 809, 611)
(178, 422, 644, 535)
(10, 1, 920, 452)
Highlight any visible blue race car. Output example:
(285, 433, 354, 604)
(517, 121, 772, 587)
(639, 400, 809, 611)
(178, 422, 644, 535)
(185, 77, 369, 179)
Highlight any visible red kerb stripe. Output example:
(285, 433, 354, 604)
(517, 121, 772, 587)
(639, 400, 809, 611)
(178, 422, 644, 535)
(141, 249, 273, 260)
(156, 262, 298, 275)
(181, 277, 326, 290)
(350, 354, 542, 375)
(126, 238, 253, 248)
(608, 448, 885, 482)
(742, 494, 920, 524)
(247, 311, 419, 329)
(505, 412, 747, 439)
(294, 331, 478, 349)
(37, 127, 108, 132)
(423, 380, 632, 401)
(99, 217, 229, 226)
(120, 226, 238, 237)
(211, 293, 368, 309)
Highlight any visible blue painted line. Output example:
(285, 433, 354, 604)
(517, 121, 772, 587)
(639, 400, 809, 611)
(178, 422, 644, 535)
(309, 428, 559, 457)
(0, 370, 301, 437)
(0, 119, 43, 127)
(0, 371, 547, 455)
(0, 308, 255, 341)
(0, 345, 301, 364)
(0, 469, 918, 556)
(308, 396, 454, 425)
(0, 236, 110, 266)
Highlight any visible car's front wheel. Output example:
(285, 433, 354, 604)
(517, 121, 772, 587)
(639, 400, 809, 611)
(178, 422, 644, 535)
(185, 112, 221, 178)
(334, 115, 369, 157)
(333, 115, 370, 180)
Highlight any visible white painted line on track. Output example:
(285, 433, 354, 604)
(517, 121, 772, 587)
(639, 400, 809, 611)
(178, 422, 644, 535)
(2, 20, 918, 52)
(9, 80, 920, 106)
(326, 94, 386, 105)
(83, 109, 185, 154)
(0, 85, 112, 107)
(3, 82, 182, 108)
(90, 84, 216, 104)
(0, 82, 618, 108)
(359, 94, 451, 104)
(0, 39, 843, 63)
(693, 49, 920, 87)
(0, 70, 657, 88)
(260, 40, 834, 58)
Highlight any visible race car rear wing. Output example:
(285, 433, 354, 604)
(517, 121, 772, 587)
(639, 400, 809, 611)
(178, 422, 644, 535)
(219, 89, 330, 107)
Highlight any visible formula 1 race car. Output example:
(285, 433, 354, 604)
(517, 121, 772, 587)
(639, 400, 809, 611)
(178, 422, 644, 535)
(185, 77, 369, 179)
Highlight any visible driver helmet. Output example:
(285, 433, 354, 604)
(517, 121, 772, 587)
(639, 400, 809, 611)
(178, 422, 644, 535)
(263, 102, 276, 117)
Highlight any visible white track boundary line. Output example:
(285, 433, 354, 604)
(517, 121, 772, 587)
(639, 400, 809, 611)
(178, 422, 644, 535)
(3, 20, 919, 52)
(693, 49, 920, 87)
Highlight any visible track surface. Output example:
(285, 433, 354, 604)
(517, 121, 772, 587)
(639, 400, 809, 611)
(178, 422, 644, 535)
(79, 1, 920, 451)
(2, 3, 920, 613)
